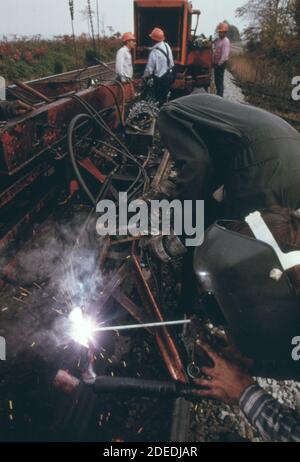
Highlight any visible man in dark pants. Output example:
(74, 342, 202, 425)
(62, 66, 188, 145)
(214, 23, 231, 97)
(143, 28, 174, 107)
(214, 63, 227, 98)
(159, 93, 300, 221)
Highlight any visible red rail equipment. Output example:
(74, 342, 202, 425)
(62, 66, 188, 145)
(134, 0, 213, 91)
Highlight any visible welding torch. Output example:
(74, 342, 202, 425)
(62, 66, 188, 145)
(53, 370, 203, 401)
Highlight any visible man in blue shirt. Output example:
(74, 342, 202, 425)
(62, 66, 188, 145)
(143, 28, 174, 106)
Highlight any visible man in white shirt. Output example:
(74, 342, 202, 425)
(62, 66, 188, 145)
(213, 22, 231, 97)
(143, 28, 175, 106)
(115, 32, 136, 83)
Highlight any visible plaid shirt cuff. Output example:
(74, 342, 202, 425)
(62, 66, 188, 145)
(239, 383, 274, 426)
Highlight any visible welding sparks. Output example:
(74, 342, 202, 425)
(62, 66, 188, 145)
(69, 306, 191, 348)
(69, 307, 97, 348)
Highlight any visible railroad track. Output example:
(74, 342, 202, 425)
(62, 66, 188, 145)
(28, 62, 116, 84)
(231, 42, 245, 55)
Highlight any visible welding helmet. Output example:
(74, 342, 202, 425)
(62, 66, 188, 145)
(194, 211, 300, 360)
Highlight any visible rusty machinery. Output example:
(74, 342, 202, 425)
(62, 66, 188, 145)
(0, 67, 135, 280)
(134, 0, 213, 91)
(0, 62, 208, 441)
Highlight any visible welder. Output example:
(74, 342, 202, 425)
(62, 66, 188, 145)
(159, 93, 300, 223)
(0, 100, 32, 119)
(143, 28, 174, 107)
(158, 91, 300, 353)
(115, 32, 136, 83)
(193, 206, 300, 442)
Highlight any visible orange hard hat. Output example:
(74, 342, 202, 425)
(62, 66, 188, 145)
(122, 32, 136, 42)
(217, 22, 229, 33)
(149, 28, 165, 42)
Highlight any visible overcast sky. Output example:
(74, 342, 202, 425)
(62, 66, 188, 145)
(0, 0, 247, 38)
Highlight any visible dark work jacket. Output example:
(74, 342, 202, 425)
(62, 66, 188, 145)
(159, 93, 300, 219)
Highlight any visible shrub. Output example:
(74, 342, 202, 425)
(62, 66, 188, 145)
(0, 35, 120, 83)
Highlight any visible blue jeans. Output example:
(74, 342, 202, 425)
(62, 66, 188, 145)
(214, 62, 227, 97)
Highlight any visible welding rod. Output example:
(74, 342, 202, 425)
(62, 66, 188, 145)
(94, 319, 191, 333)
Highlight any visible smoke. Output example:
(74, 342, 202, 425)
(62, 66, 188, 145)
(0, 206, 106, 374)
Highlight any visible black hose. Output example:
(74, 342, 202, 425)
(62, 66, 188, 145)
(70, 93, 148, 184)
(68, 93, 148, 203)
(68, 113, 97, 205)
(68, 111, 122, 207)
(93, 376, 178, 396)
(97, 82, 124, 127)
(92, 376, 198, 399)
(67, 112, 139, 204)
(91, 138, 144, 198)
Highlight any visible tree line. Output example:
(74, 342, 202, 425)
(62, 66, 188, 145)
(237, 0, 300, 70)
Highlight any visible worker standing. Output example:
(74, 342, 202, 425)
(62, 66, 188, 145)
(214, 22, 231, 97)
(115, 32, 136, 83)
(143, 28, 174, 107)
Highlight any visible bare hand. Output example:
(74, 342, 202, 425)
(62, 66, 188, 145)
(193, 341, 255, 405)
(197, 328, 255, 371)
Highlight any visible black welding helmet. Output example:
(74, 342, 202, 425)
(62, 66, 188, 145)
(194, 211, 300, 360)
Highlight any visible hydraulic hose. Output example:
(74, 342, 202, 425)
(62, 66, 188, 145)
(68, 92, 149, 203)
(54, 370, 199, 400)
(68, 112, 98, 205)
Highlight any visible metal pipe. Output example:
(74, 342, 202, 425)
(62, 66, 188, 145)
(131, 251, 188, 384)
(151, 150, 171, 189)
(14, 80, 52, 103)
